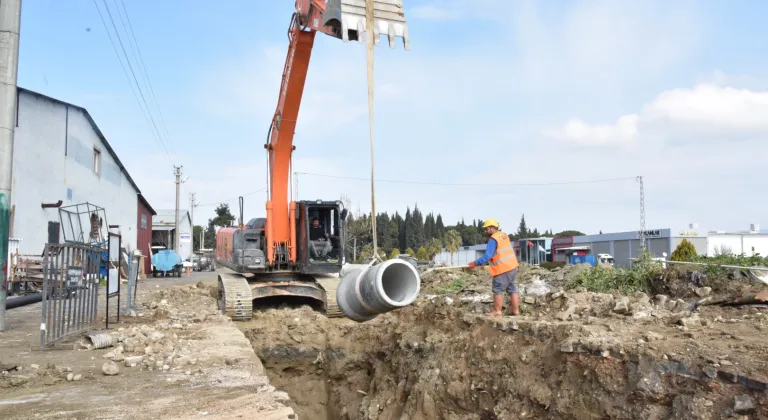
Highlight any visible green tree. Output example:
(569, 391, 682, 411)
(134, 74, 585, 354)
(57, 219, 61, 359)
(517, 214, 529, 238)
(436, 214, 446, 240)
(389, 248, 401, 260)
(211, 203, 236, 227)
(555, 230, 585, 237)
(671, 239, 698, 261)
(416, 246, 429, 261)
(426, 238, 442, 259)
(405, 247, 416, 257)
(444, 229, 462, 265)
(358, 243, 386, 263)
(193, 225, 203, 251)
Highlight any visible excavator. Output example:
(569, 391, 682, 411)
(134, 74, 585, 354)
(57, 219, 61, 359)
(215, 0, 410, 321)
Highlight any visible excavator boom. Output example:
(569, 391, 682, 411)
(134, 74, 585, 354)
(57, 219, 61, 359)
(217, 0, 409, 321)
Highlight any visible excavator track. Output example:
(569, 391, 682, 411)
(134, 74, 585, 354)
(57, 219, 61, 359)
(218, 273, 253, 321)
(315, 276, 344, 318)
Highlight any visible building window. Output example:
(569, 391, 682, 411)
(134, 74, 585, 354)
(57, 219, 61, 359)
(93, 148, 101, 175)
(141, 214, 148, 229)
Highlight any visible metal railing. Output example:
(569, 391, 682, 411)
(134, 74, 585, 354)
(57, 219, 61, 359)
(40, 242, 103, 347)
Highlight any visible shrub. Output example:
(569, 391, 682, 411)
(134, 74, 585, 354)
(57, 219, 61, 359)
(671, 239, 697, 261)
(389, 248, 401, 260)
(540, 261, 565, 270)
(571, 249, 663, 295)
(405, 247, 416, 257)
(416, 246, 429, 261)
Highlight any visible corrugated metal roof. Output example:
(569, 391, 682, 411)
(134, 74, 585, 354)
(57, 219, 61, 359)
(153, 209, 190, 225)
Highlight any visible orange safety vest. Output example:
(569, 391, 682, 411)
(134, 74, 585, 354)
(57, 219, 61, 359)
(489, 231, 519, 276)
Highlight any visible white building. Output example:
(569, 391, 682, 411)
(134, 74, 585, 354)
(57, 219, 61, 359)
(152, 210, 192, 263)
(434, 244, 486, 266)
(707, 224, 768, 257)
(11, 88, 153, 255)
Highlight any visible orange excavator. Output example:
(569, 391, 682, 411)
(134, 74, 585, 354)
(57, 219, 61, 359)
(215, 0, 410, 321)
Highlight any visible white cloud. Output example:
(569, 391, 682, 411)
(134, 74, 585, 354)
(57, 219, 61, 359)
(548, 83, 768, 147)
(182, 3, 764, 234)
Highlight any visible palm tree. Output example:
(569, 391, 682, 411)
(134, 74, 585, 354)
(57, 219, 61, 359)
(426, 238, 442, 260)
(444, 229, 462, 265)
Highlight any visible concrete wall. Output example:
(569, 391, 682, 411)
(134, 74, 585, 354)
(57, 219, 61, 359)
(434, 246, 484, 266)
(12, 91, 140, 254)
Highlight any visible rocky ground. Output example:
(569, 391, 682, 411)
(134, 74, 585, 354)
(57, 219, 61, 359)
(242, 263, 768, 420)
(2, 263, 767, 419)
(0, 273, 296, 420)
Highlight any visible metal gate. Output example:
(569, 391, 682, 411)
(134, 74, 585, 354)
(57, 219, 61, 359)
(40, 243, 104, 347)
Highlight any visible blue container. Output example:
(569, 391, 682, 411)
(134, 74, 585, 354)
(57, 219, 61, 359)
(570, 254, 597, 266)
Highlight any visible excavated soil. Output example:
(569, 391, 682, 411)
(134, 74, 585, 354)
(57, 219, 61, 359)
(240, 276, 768, 420)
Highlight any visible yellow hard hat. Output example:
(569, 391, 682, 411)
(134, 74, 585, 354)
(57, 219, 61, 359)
(482, 218, 499, 228)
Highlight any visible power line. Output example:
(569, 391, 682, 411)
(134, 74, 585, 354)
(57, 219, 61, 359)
(196, 189, 266, 207)
(92, 0, 172, 165)
(296, 172, 637, 187)
(115, 0, 175, 150)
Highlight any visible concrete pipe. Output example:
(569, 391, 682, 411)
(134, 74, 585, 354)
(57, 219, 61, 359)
(336, 259, 421, 322)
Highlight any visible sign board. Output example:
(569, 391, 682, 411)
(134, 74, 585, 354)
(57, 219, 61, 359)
(641, 229, 662, 238)
(179, 233, 192, 243)
(66, 266, 83, 287)
(109, 234, 121, 262)
(108, 268, 119, 295)
(678, 230, 699, 236)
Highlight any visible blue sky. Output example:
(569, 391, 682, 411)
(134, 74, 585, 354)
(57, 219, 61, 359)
(17, 0, 768, 235)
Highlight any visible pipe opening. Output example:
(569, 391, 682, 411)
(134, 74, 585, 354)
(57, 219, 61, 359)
(380, 262, 419, 305)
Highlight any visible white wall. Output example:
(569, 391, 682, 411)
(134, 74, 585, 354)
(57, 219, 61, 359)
(12, 91, 139, 254)
(434, 248, 483, 266)
(707, 234, 768, 257)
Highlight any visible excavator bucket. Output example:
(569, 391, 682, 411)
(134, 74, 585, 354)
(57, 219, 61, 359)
(323, 0, 410, 50)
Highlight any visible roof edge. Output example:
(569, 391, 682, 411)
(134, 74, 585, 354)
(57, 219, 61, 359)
(17, 87, 147, 201)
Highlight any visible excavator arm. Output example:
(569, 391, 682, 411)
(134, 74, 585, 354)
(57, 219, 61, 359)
(264, 0, 409, 269)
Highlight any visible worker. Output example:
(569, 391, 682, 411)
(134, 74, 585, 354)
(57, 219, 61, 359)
(468, 218, 520, 317)
(309, 217, 332, 259)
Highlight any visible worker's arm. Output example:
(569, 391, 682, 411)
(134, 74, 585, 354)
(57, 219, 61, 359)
(474, 238, 497, 266)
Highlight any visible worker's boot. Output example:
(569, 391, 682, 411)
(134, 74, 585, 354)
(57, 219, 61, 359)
(486, 294, 503, 317)
(509, 293, 520, 316)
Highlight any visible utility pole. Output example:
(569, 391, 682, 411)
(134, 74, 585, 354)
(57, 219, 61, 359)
(174, 166, 182, 253)
(189, 193, 198, 251)
(0, 0, 21, 331)
(637, 176, 646, 250)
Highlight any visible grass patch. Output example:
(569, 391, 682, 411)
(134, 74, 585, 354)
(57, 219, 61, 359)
(441, 275, 468, 293)
(571, 250, 663, 295)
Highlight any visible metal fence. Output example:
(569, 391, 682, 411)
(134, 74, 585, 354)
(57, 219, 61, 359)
(40, 243, 103, 347)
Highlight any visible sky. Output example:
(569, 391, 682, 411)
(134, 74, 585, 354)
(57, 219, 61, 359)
(16, 0, 768, 236)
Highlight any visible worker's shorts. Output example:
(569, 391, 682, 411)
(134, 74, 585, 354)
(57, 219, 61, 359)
(492, 268, 519, 295)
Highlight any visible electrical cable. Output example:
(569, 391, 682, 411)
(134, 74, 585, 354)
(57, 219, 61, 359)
(295, 172, 637, 187)
(196, 189, 266, 207)
(92, 0, 172, 165)
(115, 0, 176, 152)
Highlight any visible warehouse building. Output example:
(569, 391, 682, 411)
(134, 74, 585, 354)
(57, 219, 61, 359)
(706, 224, 767, 257)
(552, 228, 707, 268)
(152, 210, 193, 264)
(10, 88, 155, 260)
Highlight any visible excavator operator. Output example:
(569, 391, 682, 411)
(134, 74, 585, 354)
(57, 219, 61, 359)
(309, 217, 332, 259)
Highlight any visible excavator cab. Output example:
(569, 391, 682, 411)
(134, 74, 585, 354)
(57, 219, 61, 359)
(296, 200, 348, 274)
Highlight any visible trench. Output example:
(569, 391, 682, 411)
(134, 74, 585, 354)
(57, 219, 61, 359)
(239, 300, 767, 420)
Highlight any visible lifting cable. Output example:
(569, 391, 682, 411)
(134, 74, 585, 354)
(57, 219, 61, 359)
(364, 0, 381, 263)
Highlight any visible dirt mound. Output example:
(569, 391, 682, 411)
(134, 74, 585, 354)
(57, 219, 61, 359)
(240, 290, 768, 420)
